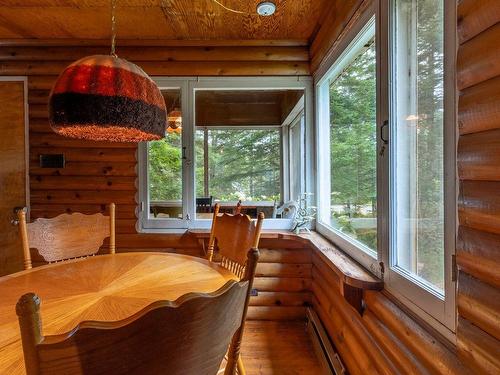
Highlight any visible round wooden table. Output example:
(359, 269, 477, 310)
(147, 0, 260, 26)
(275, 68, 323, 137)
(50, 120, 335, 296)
(0, 252, 237, 374)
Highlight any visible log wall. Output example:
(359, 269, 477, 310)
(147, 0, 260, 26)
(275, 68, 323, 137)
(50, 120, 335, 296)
(456, 0, 500, 373)
(0, 41, 312, 320)
(308, 0, 500, 373)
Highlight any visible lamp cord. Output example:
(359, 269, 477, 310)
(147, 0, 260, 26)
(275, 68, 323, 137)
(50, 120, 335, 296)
(212, 0, 246, 14)
(110, 0, 117, 57)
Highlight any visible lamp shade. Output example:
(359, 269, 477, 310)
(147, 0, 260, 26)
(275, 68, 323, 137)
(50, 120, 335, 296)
(49, 55, 166, 142)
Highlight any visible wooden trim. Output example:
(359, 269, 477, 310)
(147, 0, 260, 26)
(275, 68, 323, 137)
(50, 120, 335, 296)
(310, 0, 372, 77)
(190, 230, 383, 291)
(0, 61, 310, 76)
(0, 39, 309, 47)
(0, 46, 309, 62)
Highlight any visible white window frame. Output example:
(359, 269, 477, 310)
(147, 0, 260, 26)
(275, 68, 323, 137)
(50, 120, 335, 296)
(380, 0, 457, 339)
(282, 98, 305, 203)
(315, 0, 456, 339)
(315, 10, 380, 275)
(138, 76, 313, 232)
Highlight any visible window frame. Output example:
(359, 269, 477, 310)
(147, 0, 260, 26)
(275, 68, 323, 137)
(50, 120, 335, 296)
(138, 76, 314, 232)
(315, 10, 381, 276)
(380, 0, 457, 338)
(315, 0, 457, 339)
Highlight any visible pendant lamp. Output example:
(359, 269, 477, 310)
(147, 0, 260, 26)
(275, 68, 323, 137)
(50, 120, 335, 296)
(48, 0, 166, 142)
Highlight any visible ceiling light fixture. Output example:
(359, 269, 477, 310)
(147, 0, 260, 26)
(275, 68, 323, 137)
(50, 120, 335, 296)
(256, 1, 276, 16)
(48, 0, 166, 142)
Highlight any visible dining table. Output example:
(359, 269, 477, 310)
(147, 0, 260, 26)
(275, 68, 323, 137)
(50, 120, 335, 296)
(0, 252, 237, 374)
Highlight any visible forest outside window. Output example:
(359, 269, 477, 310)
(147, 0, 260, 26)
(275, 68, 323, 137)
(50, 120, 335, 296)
(385, 0, 455, 333)
(195, 127, 281, 219)
(316, 0, 455, 334)
(316, 17, 378, 268)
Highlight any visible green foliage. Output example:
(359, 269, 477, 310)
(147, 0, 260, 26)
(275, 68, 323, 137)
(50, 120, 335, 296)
(329, 36, 377, 250)
(149, 129, 281, 203)
(196, 129, 280, 201)
(148, 133, 182, 201)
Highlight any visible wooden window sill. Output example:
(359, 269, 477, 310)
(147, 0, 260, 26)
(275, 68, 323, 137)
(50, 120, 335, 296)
(187, 229, 383, 291)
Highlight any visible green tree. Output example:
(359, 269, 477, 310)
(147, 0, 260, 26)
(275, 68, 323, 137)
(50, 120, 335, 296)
(148, 132, 182, 201)
(329, 37, 377, 250)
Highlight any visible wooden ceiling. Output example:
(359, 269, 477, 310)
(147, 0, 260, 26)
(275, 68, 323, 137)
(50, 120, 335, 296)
(0, 0, 329, 41)
(195, 89, 303, 126)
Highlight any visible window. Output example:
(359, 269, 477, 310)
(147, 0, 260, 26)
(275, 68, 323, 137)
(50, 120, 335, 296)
(287, 112, 305, 202)
(317, 17, 378, 267)
(195, 127, 281, 219)
(139, 78, 313, 230)
(385, 0, 455, 334)
(316, 0, 455, 336)
(391, 0, 445, 293)
(148, 88, 183, 221)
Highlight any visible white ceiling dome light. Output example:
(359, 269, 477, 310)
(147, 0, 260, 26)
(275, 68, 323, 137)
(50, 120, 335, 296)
(256, 1, 276, 16)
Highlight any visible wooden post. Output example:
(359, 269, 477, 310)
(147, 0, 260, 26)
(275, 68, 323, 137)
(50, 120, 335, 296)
(16, 293, 42, 375)
(17, 208, 32, 270)
(207, 203, 220, 261)
(109, 203, 116, 254)
(252, 212, 265, 248)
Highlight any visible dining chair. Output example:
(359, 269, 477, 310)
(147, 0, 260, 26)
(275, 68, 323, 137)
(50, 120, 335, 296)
(16, 248, 260, 375)
(17, 203, 116, 270)
(196, 195, 214, 213)
(207, 202, 264, 280)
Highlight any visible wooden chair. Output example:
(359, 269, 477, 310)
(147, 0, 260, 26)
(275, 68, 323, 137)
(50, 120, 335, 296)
(16, 248, 260, 375)
(196, 195, 214, 213)
(207, 203, 264, 280)
(207, 203, 263, 375)
(17, 203, 116, 270)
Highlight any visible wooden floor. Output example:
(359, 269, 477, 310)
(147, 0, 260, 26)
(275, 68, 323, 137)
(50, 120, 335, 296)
(239, 321, 323, 375)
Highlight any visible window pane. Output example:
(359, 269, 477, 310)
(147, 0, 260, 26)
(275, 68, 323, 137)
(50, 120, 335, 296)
(392, 0, 444, 293)
(195, 128, 281, 218)
(148, 89, 183, 219)
(289, 115, 303, 202)
(328, 33, 377, 253)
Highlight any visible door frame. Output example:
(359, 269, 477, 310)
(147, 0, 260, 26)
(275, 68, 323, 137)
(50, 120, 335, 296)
(0, 76, 30, 217)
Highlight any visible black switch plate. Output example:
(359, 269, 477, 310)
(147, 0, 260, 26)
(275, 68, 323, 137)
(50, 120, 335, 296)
(39, 154, 65, 168)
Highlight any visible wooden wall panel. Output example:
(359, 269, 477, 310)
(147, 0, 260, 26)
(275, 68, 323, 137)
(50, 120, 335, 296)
(457, 0, 500, 373)
(0, 41, 312, 321)
(311, 252, 467, 375)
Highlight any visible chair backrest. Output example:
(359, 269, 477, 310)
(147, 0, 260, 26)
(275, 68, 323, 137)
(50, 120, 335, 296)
(207, 203, 264, 279)
(16, 249, 260, 375)
(17, 203, 115, 269)
(196, 196, 213, 213)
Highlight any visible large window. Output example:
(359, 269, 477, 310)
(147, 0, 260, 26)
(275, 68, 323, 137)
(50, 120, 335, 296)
(329, 32, 377, 254)
(391, 0, 445, 293)
(317, 18, 378, 267)
(139, 78, 312, 230)
(316, 0, 455, 336)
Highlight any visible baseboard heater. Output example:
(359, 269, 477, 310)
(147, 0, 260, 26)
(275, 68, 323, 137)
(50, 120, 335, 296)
(306, 308, 346, 375)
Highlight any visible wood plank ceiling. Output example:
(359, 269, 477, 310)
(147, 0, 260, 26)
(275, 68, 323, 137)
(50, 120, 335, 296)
(0, 0, 329, 41)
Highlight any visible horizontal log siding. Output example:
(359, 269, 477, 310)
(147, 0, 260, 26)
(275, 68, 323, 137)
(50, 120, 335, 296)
(457, 0, 500, 373)
(1, 42, 312, 320)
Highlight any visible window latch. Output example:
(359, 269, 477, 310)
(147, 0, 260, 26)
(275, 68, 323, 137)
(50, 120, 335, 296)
(379, 120, 389, 156)
(181, 146, 187, 160)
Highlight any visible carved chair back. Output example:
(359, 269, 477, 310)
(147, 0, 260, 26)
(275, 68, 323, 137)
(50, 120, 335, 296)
(207, 203, 264, 279)
(17, 203, 115, 269)
(16, 249, 260, 375)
